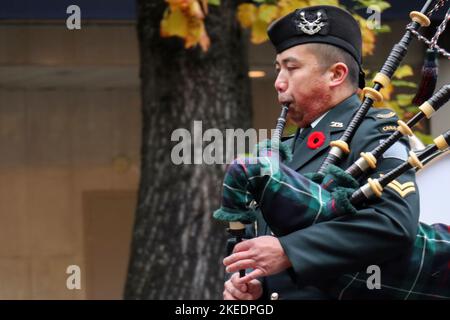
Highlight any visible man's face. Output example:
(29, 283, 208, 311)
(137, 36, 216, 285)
(274, 44, 331, 128)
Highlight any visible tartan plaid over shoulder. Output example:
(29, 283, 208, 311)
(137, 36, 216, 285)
(214, 149, 450, 299)
(214, 94, 449, 299)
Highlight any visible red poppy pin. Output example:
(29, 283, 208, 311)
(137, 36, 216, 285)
(307, 131, 326, 149)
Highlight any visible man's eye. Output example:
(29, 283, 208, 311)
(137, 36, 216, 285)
(287, 66, 297, 71)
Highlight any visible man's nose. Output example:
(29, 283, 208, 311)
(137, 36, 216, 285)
(274, 75, 287, 93)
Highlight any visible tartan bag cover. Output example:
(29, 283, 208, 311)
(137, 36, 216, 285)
(213, 152, 450, 299)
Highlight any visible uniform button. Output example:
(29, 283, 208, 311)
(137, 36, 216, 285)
(270, 292, 279, 300)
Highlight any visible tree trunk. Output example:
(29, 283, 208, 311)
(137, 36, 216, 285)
(124, 0, 252, 299)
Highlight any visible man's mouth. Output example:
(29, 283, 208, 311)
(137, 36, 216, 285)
(279, 101, 292, 109)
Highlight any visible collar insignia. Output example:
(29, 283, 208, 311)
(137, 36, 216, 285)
(330, 121, 344, 128)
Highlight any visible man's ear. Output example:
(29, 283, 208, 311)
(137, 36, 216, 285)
(329, 62, 349, 88)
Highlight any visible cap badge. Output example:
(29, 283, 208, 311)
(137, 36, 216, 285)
(298, 11, 325, 35)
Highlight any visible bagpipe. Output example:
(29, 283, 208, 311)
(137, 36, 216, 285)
(214, 0, 450, 299)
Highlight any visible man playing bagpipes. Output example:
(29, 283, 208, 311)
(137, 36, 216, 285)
(216, 4, 450, 300)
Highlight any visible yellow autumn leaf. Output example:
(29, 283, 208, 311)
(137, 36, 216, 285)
(188, 0, 204, 19)
(184, 16, 210, 52)
(354, 14, 376, 56)
(251, 19, 269, 44)
(309, 0, 338, 6)
(165, 0, 179, 11)
(394, 65, 414, 79)
(200, 0, 208, 15)
(160, 8, 189, 38)
(166, 0, 192, 11)
(371, 83, 394, 108)
(237, 3, 257, 28)
(396, 94, 415, 107)
(373, 100, 384, 108)
(198, 22, 211, 52)
(380, 82, 394, 100)
(185, 17, 203, 48)
(258, 4, 279, 24)
(362, 27, 376, 56)
(278, 0, 310, 17)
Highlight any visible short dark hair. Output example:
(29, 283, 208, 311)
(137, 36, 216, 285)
(307, 43, 360, 89)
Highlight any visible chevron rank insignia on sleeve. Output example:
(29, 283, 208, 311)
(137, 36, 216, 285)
(387, 180, 416, 198)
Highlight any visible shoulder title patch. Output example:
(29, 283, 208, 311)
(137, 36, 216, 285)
(380, 125, 398, 133)
(376, 111, 397, 119)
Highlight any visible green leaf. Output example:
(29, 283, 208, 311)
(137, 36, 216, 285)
(394, 65, 414, 79)
(395, 94, 415, 107)
(391, 80, 418, 88)
(376, 24, 391, 33)
(160, 8, 188, 38)
(355, 0, 391, 12)
(414, 131, 434, 145)
(258, 4, 278, 23)
(374, 1, 391, 11)
(208, 0, 220, 6)
(404, 106, 419, 113)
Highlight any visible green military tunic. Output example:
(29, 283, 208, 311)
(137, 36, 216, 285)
(254, 93, 420, 299)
